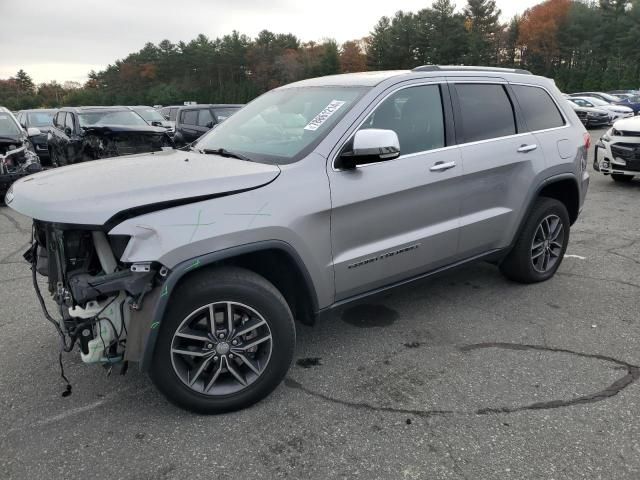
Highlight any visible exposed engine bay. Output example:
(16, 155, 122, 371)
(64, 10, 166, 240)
(0, 138, 42, 193)
(27, 222, 166, 368)
(82, 127, 171, 161)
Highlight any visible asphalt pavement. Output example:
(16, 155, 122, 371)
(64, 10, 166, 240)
(1, 128, 640, 479)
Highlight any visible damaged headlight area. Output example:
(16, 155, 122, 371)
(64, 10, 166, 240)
(0, 141, 42, 194)
(26, 221, 168, 367)
(84, 130, 172, 160)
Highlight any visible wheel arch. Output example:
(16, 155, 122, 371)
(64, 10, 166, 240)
(140, 240, 318, 371)
(503, 173, 580, 262)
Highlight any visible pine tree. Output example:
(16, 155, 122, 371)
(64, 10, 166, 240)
(463, 0, 502, 65)
(14, 69, 35, 95)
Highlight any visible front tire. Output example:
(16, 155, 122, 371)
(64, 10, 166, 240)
(149, 266, 295, 414)
(500, 197, 570, 284)
(611, 174, 634, 183)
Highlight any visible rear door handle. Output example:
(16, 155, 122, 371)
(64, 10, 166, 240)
(517, 144, 538, 153)
(430, 161, 456, 172)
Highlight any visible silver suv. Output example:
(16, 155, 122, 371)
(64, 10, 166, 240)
(7, 66, 590, 413)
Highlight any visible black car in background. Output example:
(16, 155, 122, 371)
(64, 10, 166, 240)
(48, 106, 173, 166)
(16, 109, 57, 165)
(0, 107, 42, 196)
(173, 104, 243, 146)
(567, 102, 611, 128)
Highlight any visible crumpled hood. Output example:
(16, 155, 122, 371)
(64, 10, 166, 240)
(6, 148, 280, 226)
(612, 116, 640, 132)
(81, 124, 168, 135)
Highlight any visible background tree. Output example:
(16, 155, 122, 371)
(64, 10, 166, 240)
(463, 0, 501, 64)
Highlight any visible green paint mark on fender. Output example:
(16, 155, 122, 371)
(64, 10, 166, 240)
(185, 259, 201, 271)
(151, 322, 160, 329)
(160, 285, 169, 298)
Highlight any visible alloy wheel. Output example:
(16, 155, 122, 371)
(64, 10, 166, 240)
(530, 214, 564, 273)
(170, 301, 273, 396)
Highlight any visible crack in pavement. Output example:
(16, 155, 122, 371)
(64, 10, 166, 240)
(286, 343, 640, 418)
(460, 343, 640, 415)
(284, 378, 455, 418)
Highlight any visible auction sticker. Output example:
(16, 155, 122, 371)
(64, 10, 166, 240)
(304, 100, 346, 131)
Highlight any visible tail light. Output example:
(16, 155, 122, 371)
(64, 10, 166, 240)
(581, 132, 590, 171)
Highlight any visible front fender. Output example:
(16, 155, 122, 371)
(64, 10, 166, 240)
(137, 240, 318, 372)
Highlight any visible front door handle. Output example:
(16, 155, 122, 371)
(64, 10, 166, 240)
(517, 144, 538, 153)
(430, 161, 456, 172)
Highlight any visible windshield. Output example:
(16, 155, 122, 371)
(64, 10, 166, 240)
(601, 93, 622, 102)
(570, 99, 593, 108)
(78, 110, 149, 128)
(134, 108, 166, 123)
(213, 107, 240, 122)
(27, 111, 55, 127)
(194, 86, 369, 164)
(0, 113, 21, 136)
(585, 98, 608, 107)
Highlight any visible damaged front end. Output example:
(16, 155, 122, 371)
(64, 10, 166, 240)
(0, 140, 42, 195)
(82, 126, 172, 161)
(27, 222, 166, 367)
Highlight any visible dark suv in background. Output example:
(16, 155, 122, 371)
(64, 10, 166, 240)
(173, 104, 243, 146)
(16, 109, 57, 165)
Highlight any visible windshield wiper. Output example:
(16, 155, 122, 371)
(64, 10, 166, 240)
(200, 148, 253, 162)
(0, 136, 20, 142)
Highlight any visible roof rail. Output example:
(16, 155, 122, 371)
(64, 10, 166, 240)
(412, 65, 532, 75)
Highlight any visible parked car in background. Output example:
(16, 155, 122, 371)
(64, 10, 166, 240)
(0, 107, 42, 196)
(570, 91, 640, 115)
(568, 97, 633, 122)
(16, 108, 57, 165)
(48, 106, 173, 166)
(612, 94, 640, 115)
(7, 66, 590, 413)
(607, 90, 639, 96)
(159, 105, 181, 122)
(567, 101, 611, 128)
(173, 104, 243, 146)
(594, 116, 640, 182)
(128, 106, 175, 137)
(570, 92, 623, 103)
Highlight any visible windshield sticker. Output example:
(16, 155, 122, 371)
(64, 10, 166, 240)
(304, 100, 346, 131)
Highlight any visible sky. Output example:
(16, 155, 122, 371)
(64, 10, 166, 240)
(0, 0, 541, 85)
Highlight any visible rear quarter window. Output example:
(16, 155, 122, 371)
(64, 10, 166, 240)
(455, 84, 517, 143)
(512, 84, 565, 131)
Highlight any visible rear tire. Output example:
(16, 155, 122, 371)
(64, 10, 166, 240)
(611, 174, 634, 182)
(500, 197, 570, 284)
(149, 266, 295, 414)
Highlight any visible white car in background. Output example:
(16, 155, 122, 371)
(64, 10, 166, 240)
(594, 116, 640, 182)
(569, 97, 633, 122)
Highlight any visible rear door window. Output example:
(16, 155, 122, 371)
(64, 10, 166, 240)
(454, 84, 516, 143)
(182, 110, 198, 126)
(197, 109, 215, 127)
(512, 85, 565, 131)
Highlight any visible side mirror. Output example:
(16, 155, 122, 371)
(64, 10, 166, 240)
(64, 126, 72, 136)
(205, 121, 215, 129)
(26, 127, 42, 137)
(151, 121, 163, 127)
(338, 129, 400, 169)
